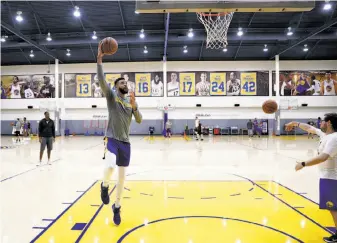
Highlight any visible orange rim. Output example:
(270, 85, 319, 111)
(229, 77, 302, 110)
(197, 12, 230, 17)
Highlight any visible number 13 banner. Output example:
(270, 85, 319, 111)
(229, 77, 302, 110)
(210, 72, 226, 96)
(135, 73, 151, 96)
(76, 74, 92, 97)
(241, 72, 257, 95)
(179, 73, 195, 96)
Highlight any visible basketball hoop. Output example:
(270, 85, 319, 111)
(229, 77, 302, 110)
(197, 12, 234, 49)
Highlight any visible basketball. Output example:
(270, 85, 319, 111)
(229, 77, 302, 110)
(100, 37, 118, 55)
(262, 99, 278, 114)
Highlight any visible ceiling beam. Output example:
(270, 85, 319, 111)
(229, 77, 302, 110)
(270, 16, 337, 59)
(163, 13, 170, 61)
(118, 0, 131, 61)
(198, 40, 204, 61)
(25, 1, 47, 34)
(1, 21, 61, 62)
(304, 40, 321, 60)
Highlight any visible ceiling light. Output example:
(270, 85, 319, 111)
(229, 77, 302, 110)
(303, 44, 309, 52)
(143, 46, 148, 54)
(92, 31, 97, 40)
(46, 32, 52, 41)
(29, 50, 34, 58)
(1, 35, 8, 42)
(323, 0, 332, 10)
(287, 27, 293, 36)
(73, 6, 81, 17)
(66, 49, 71, 56)
(223, 47, 228, 52)
(237, 27, 243, 36)
(183, 45, 188, 53)
(263, 44, 268, 52)
(187, 28, 194, 38)
(16, 11, 23, 22)
(139, 29, 145, 39)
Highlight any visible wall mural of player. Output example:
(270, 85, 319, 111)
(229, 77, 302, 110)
(321, 71, 337, 95)
(196, 72, 210, 96)
(227, 72, 241, 96)
(122, 73, 135, 96)
(151, 73, 163, 97)
(92, 74, 103, 98)
(167, 72, 179, 97)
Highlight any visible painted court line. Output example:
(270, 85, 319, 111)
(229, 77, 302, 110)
(0, 158, 61, 183)
(74, 186, 116, 243)
(30, 181, 97, 243)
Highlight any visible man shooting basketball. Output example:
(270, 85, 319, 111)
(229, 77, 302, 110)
(97, 42, 142, 226)
(285, 113, 337, 243)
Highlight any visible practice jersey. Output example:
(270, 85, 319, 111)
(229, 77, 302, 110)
(227, 79, 241, 95)
(316, 130, 337, 179)
(323, 80, 336, 95)
(11, 85, 21, 98)
(167, 81, 179, 97)
(24, 89, 34, 98)
(196, 81, 210, 96)
(151, 81, 163, 96)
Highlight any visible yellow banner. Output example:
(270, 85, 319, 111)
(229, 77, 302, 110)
(241, 72, 257, 96)
(105, 73, 121, 89)
(76, 74, 92, 97)
(135, 73, 151, 96)
(179, 73, 195, 96)
(210, 72, 226, 96)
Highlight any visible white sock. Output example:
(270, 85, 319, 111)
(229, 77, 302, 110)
(103, 152, 116, 187)
(115, 166, 126, 208)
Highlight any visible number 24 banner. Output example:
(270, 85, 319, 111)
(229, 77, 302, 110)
(76, 74, 92, 97)
(241, 72, 257, 95)
(135, 73, 151, 96)
(210, 72, 226, 96)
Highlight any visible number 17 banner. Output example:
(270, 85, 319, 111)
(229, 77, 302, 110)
(179, 73, 195, 96)
(135, 73, 151, 96)
(241, 72, 257, 96)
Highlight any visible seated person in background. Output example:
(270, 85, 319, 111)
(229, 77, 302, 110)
(149, 126, 155, 136)
(166, 120, 172, 138)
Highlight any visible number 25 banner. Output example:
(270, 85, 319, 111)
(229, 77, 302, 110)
(135, 73, 151, 96)
(76, 74, 92, 97)
(179, 73, 195, 96)
(241, 72, 257, 95)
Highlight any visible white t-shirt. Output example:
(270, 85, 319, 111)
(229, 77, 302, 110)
(151, 81, 163, 96)
(24, 89, 34, 98)
(323, 79, 336, 95)
(195, 119, 200, 128)
(316, 129, 337, 179)
(11, 85, 21, 98)
(167, 81, 179, 97)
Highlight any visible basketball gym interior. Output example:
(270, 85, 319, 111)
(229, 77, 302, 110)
(1, 1, 337, 243)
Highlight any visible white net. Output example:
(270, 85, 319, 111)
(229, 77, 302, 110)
(197, 12, 234, 49)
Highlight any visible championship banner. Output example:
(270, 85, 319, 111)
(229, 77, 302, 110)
(135, 73, 151, 96)
(1, 74, 60, 99)
(105, 73, 121, 89)
(210, 72, 226, 96)
(179, 73, 195, 96)
(241, 72, 257, 95)
(76, 74, 92, 97)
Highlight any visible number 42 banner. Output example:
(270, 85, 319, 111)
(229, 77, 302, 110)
(135, 73, 151, 96)
(241, 72, 257, 96)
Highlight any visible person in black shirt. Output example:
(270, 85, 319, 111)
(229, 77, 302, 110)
(38, 111, 55, 165)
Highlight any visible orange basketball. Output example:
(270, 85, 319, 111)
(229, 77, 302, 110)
(262, 99, 278, 114)
(100, 37, 118, 55)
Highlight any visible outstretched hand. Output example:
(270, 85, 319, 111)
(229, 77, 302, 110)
(97, 41, 105, 60)
(129, 92, 137, 110)
(285, 122, 296, 132)
(295, 162, 304, 171)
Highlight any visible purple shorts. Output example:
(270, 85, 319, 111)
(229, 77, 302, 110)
(319, 178, 337, 211)
(107, 137, 131, 167)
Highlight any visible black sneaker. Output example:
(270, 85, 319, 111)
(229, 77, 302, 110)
(324, 234, 337, 243)
(112, 204, 121, 225)
(100, 183, 110, 205)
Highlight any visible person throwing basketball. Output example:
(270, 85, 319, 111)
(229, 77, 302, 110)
(97, 41, 142, 226)
(285, 113, 337, 243)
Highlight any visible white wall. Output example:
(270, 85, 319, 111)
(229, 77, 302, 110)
(1, 60, 336, 121)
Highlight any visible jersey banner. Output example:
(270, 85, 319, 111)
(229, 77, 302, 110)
(167, 71, 268, 96)
(272, 70, 337, 96)
(135, 73, 151, 96)
(1, 74, 61, 99)
(241, 72, 257, 96)
(210, 72, 226, 96)
(76, 74, 92, 97)
(179, 73, 195, 96)
(64, 72, 163, 98)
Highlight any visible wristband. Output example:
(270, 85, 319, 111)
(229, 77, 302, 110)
(301, 162, 306, 167)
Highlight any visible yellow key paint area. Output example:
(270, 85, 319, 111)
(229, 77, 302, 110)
(32, 181, 334, 243)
